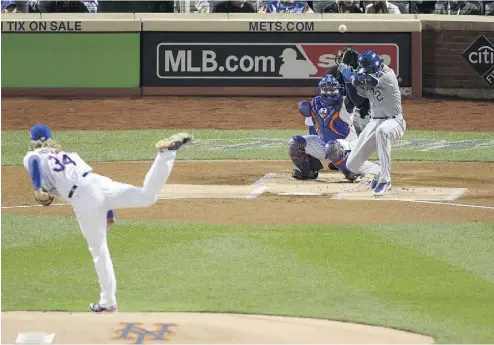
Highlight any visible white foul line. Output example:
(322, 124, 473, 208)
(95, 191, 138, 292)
(1, 203, 69, 209)
(410, 200, 494, 210)
(2, 199, 492, 211)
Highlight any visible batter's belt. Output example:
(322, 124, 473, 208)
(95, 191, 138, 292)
(372, 116, 397, 120)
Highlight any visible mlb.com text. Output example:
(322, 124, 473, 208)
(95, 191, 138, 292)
(162, 50, 275, 74)
(249, 21, 314, 32)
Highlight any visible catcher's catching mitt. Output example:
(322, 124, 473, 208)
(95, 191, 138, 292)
(34, 188, 55, 206)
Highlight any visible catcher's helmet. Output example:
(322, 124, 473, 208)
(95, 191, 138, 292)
(30, 124, 52, 141)
(357, 50, 382, 74)
(317, 74, 343, 106)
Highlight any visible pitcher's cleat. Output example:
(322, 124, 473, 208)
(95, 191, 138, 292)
(156, 133, 193, 151)
(89, 302, 118, 313)
(373, 182, 391, 196)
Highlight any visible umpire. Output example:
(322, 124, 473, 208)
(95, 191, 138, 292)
(324, 46, 371, 136)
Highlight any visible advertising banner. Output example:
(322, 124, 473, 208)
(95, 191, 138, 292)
(141, 32, 411, 88)
(2, 33, 140, 88)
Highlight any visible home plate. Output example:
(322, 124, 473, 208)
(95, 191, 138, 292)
(333, 187, 468, 201)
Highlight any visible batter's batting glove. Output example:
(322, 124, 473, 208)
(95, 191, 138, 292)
(337, 63, 350, 73)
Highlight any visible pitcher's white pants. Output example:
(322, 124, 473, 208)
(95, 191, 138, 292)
(70, 150, 177, 307)
(346, 117, 406, 183)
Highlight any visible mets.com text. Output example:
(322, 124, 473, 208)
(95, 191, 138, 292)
(249, 21, 315, 32)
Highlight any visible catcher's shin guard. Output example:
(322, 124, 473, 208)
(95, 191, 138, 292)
(325, 140, 362, 182)
(288, 136, 323, 180)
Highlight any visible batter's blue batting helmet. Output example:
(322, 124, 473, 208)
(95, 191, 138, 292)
(356, 50, 382, 74)
(30, 124, 52, 141)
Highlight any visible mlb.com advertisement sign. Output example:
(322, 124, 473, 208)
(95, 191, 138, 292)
(155, 43, 399, 80)
(141, 32, 411, 88)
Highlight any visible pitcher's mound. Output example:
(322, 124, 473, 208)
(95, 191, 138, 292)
(2, 311, 433, 344)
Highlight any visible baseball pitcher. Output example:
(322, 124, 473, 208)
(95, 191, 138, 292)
(339, 50, 406, 196)
(288, 74, 364, 182)
(23, 124, 193, 312)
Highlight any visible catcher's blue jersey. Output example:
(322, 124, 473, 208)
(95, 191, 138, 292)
(259, 1, 313, 13)
(300, 96, 350, 143)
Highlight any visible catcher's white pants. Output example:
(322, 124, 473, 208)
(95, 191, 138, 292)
(70, 150, 177, 307)
(346, 117, 406, 183)
(303, 135, 354, 164)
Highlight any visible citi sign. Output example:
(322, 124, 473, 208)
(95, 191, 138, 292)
(468, 45, 494, 64)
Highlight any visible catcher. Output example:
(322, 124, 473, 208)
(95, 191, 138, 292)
(288, 74, 363, 182)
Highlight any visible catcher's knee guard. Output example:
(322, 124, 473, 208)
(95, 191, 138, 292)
(288, 136, 323, 180)
(325, 140, 363, 182)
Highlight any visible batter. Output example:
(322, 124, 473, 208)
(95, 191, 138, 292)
(339, 50, 407, 196)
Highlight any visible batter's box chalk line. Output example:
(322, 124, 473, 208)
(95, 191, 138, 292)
(256, 172, 469, 203)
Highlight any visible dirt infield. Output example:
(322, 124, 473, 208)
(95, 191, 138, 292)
(2, 96, 494, 223)
(2, 161, 494, 224)
(2, 97, 493, 131)
(2, 97, 494, 344)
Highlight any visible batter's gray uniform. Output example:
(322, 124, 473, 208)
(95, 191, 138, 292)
(346, 65, 406, 184)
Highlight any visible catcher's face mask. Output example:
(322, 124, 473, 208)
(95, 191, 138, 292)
(318, 75, 342, 105)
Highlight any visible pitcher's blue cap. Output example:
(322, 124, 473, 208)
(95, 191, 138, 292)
(30, 124, 52, 141)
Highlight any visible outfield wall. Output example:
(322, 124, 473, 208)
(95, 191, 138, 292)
(1, 13, 493, 99)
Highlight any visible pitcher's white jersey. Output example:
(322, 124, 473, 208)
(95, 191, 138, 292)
(23, 148, 92, 202)
(356, 65, 403, 119)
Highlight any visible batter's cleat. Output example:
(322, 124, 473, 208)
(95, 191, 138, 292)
(156, 133, 194, 151)
(292, 168, 319, 180)
(370, 176, 378, 190)
(89, 302, 118, 313)
(373, 182, 391, 196)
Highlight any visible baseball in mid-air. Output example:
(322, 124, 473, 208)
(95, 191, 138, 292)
(339, 24, 347, 33)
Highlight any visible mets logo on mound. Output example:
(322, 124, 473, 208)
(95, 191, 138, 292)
(113, 322, 177, 344)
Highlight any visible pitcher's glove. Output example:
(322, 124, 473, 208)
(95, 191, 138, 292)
(34, 188, 54, 206)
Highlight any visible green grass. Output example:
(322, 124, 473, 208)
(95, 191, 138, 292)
(3, 129, 494, 165)
(3, 127, 494, 343)
(2, 214, 494, 343)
